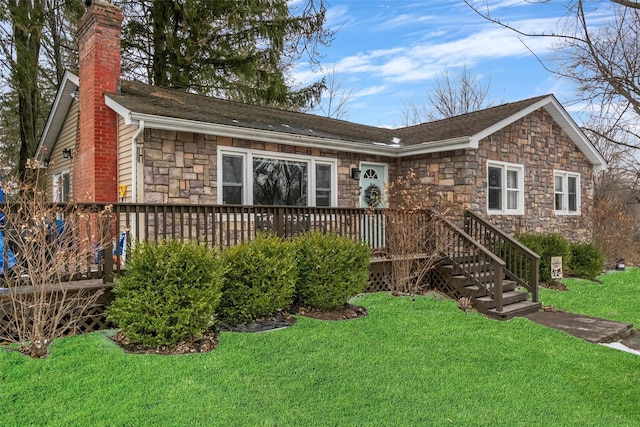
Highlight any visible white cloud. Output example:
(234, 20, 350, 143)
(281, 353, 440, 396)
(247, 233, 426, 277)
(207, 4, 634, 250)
(376, 13, 436, 30)
(352, 85, 387, 98)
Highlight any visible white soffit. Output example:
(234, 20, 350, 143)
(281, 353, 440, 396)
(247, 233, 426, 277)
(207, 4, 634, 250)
(36, 71, 79, 159)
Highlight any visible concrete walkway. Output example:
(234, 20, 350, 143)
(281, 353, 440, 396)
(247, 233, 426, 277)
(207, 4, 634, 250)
(524, 310, 640, 355)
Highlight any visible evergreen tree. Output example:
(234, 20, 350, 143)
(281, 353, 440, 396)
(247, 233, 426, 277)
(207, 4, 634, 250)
(118, 0, 331, 108)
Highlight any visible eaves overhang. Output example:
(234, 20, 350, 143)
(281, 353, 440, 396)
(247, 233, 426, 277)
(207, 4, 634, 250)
(469, 95, 607, 172)
(105, 96, 475, 158)
(35, 71, 79, 160)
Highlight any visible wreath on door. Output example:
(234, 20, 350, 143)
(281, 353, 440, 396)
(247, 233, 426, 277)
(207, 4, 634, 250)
(364, 184, 382, 207)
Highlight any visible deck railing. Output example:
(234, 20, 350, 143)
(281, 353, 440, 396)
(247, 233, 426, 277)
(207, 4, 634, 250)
(1, 202, 538, 310)
(0, 203, 112, 283)
(101, 203, 414, 278)
(463, 210, 540, 302)
(434, 214, 507, 312)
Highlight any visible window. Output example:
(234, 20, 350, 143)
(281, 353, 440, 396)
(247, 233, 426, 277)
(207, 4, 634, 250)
(315, 164, 331, 207)
(253, 157, 307, 206)
(554, 171, 580, 214)
(487, 161, 524, 215)
(219, 150, 335, 206)
(221, 155, 244, 205)
(53, 171, 70, 203)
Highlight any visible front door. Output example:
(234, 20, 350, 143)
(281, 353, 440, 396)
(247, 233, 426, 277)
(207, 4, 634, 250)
(359, 164, 386, 208)
(359, 163, 386, 249)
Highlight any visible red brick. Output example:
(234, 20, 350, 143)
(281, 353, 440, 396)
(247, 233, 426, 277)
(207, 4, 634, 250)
(75, 2, 123, 203)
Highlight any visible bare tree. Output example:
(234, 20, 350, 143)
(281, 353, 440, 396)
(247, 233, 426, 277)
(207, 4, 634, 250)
(0, 162, 111, 358)
(379, 170, 457, 295)
(316, 66, 353, 120)
(398, 65, 494, 125)
(582, 116, 640, 264)
(465, 0, 640, 149)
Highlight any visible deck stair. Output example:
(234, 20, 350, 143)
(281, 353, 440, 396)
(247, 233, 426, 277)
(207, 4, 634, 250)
(433, 211, 542, 320)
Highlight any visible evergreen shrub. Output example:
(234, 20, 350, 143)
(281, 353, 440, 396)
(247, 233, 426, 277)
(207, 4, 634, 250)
(294, 232, 371, 310)
(569, 243, 604, 281)
(517, 233, 571, 284)
(219, 234, 296, 324)
(107, 240, 225, 347)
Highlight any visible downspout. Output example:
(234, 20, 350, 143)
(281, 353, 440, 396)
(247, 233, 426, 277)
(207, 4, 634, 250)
(129, 120, 144, 244)
(131, 119, 144, 203)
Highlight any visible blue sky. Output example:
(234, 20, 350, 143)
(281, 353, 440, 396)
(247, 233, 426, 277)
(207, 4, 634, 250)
(293, 0, 611, 128)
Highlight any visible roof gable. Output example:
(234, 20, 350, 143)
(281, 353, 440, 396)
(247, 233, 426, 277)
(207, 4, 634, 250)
(38, 75, 605, 171)
(36, 71, 79, 160)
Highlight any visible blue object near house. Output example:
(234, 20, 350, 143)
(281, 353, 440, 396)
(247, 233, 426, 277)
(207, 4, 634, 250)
(0, 178, 17, 274)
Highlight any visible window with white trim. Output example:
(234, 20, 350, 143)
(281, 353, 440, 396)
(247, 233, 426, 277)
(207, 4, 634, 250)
(219, 149, 336, 206)
(53, 171, 70, 203)
(487, 161, 524, 215)
(554, 171, 580, 214)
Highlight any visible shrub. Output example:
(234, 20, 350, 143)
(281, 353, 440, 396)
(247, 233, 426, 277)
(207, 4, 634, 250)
(517, 233, 571, 284)
(219, 234, 296, 324)
(107, 240, 225, 347)
(569, 243, 604, 281)
(293, 232, 371, 310)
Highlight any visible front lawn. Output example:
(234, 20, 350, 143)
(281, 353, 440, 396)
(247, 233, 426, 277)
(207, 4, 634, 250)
(1, 292, 639, 426)
(540, 268, 640, 325)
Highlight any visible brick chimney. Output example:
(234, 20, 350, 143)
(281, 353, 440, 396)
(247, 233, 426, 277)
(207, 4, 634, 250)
(75, 0, 123, 202)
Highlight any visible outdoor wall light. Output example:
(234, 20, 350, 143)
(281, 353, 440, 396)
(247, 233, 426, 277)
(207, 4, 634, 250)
(351, 168, 361, 180)
(62, 148, 73, 159)
(43, 158, 50, 168)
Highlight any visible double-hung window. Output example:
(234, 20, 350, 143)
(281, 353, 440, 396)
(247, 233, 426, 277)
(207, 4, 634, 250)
(53, 171, 70, 203)
(554, 171, 580, 214)
(218, 149, 336, 206)
(487, 161, 524, 215)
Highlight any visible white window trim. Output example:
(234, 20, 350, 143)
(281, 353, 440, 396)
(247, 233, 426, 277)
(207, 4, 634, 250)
(217, 147, 338, 206)
(554, 170, 581, 215)
(52, 170, 70, 203)
(486, 160, 525, 215)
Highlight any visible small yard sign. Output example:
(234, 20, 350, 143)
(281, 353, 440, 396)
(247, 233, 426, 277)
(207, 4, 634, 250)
(551, 256, 563, 279)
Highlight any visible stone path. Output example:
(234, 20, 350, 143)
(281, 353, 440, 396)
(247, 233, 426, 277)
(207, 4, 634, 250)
(524, 310, 639, 355)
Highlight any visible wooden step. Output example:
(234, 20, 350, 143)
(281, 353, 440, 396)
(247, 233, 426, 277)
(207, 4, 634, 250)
(463, 280, 517, 297)
(456, 261, 494, 274)
(485, 301, 542, 320)
(474, 290, 528, 310)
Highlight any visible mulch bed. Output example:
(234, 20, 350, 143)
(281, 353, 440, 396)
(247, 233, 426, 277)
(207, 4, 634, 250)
(293, 303, 368, 320)
(111, 304, 368, 355)
(217, 312, 297, 333)
(111, 330, 220, 355)
(541, 282, 569, 291)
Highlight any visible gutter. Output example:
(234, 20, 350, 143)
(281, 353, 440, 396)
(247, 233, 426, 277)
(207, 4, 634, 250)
(130, 119, 144, 203)
(119, 109, 476, 158)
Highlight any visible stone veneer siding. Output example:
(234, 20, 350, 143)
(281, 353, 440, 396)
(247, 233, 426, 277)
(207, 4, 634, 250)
(400, 108, 594, 242)
(142, 129, 395, 207)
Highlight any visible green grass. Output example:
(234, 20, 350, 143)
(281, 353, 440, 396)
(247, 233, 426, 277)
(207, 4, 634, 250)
(540, 268, 640, 325)
(2, 292, 640, 426)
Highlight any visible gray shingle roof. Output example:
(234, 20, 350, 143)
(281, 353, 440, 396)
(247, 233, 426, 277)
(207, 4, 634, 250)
(107, 80, 551, 147)
(395, 95, 549, 144)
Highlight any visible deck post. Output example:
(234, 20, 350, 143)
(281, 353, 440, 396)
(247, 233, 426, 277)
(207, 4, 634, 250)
(493, 261, 503, 312)
(275, 207, 285, 238)
(102, 211, 113, 284)
(531, 258, 540, 302)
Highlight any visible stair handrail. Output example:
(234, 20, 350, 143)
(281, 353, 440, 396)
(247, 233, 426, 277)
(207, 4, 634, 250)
(434, 214, 506, 312)
(463, 210, 540, 303)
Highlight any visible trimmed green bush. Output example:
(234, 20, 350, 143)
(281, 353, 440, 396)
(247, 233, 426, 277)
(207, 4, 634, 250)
(294, 232, 371, 310)
(569, 243, 604, 281)
(517, 233, 571, 284)
(107, 240, 225, 347)
(219, 234, 296, 324)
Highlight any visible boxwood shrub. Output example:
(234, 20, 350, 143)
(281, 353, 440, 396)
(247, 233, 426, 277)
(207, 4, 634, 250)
(517, 233, 571, 284)
(107, 240, 225, 347)
(569, 242, 604, 281)
(294, 232, 371, 310)
(219, 234, 296, 325)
